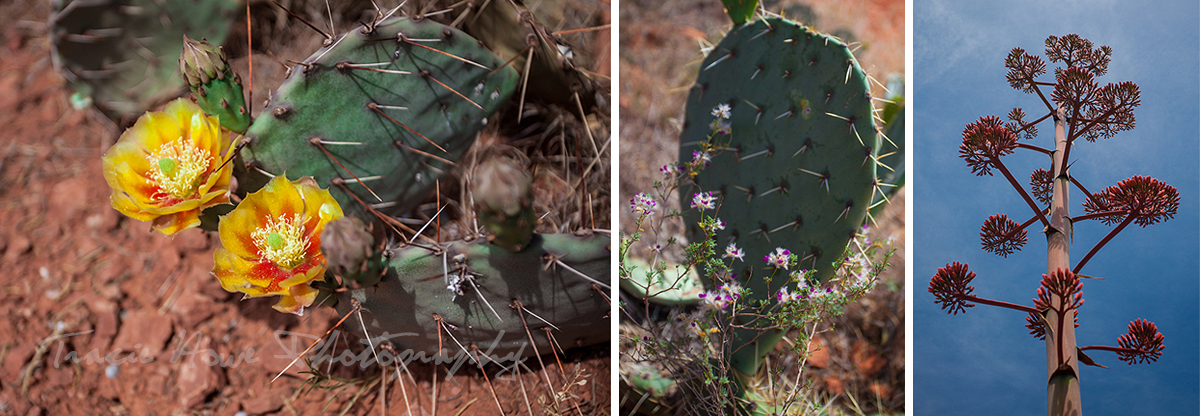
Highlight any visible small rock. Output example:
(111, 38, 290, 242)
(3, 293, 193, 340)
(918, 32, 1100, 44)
(173, 228, 210, 252)
(86, 210, 119, 231)
(806, 337, 829, 369)
(2, 343, 34, 384)
(111, 310, 173, 358)
(851, 340, 886, 378)
(87, 299, 119, 353)
(175, 336, 225, 409)
(169, 288, 217, 329)
(241, 393, 284, 415)
(0, 75, 19, 113)
(105, 364, 119, 379)
(823, 377, 844, 395)
(4, 235, 31, 263)
(869, 383, 890, 399)
(50, 178, 92, 220)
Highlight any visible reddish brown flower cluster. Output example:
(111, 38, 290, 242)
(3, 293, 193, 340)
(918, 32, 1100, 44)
(1052, 66, 1099, 109)
(1004, 47, 1046, 94)
(1083, 175, 1179, 227)
(980, 213, 1027, 257)
(959, 116, 1018, 176)
(1005, 107, 1038, 141)
(1044, 34, 1112, 76)
(1116, 319, 1165, 365)
(1029, 168, 1053, 206)
(928, 262, 976, 315)
(1080, 81, 1140, 142)
(1033, 268, 1084, 313)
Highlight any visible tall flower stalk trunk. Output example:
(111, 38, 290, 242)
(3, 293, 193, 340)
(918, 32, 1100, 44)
(1046, 103, 1080, 415)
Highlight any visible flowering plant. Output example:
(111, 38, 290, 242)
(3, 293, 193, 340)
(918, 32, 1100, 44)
(212, 175, 344, 315)
(101, 98, 237, 235)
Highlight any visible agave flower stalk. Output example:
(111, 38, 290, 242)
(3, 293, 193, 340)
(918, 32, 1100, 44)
(930, 34, 1179, 416)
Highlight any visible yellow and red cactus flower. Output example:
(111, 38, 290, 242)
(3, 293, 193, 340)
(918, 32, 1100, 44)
(212, 175, 343, 315)
(101, 98, 237, 236)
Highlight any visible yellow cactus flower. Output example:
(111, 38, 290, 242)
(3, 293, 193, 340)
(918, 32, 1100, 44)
(212, 175, 344, 315)
(101, 98, 237, 236)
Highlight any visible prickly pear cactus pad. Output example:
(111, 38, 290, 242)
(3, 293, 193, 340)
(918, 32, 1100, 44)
(681, 16, 878, 289)
(50, 0, 237, 122)
(335, 232, 609, 357)
(679, 16, 879, 377)
(240, 16, 519, 218)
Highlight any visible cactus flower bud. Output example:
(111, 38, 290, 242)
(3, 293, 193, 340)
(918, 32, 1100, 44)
(320, 216, 376, 277)
(179, 35, 250, 133)
(179, 35, 227, 87)
(472, 156, 536, 252)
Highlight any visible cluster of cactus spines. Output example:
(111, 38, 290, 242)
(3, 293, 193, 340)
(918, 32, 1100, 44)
(472, 156, 537, 252)
(928, 34, 1177, 416)
(179, 36, 251, 133)
(333, 231, 610, 357)
(869, 104, 904, 221)
(238, 15, 519, 219)
(50, 0, 238, 122)
(678, 16, 881, 378)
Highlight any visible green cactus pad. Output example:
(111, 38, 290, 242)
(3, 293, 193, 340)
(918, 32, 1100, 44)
(334, 232, 610, 357)
(682, 16, 878, 288)
(240, 16, 519, 218)
(678, 17, 879, 376)
(721, 0, 759, 26)
(50, 0, 238, 123)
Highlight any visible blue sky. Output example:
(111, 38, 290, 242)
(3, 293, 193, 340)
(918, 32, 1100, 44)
(914, 0, 1199, 414)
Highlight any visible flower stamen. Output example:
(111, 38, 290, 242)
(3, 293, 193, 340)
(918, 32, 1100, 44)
(253, 214, 310, 269)
(146, 139, 212, 199)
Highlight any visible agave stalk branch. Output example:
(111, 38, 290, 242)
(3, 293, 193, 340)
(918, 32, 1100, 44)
(1072, 213, 1135, 275)
(993, 158, 1052, 228)
(958, 294, 1041, 314)
(1077, 345, 1146, 354)
(1016, 142, 1054, 155)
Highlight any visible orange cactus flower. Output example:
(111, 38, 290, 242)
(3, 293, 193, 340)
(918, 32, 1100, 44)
(212, 175, 344, 315)
(101, 98, 237, 235)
